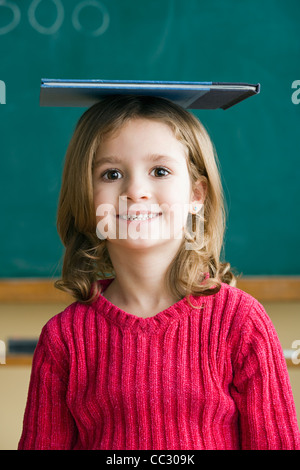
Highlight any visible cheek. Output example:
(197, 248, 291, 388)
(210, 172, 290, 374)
(159, 188, 191, 235)
(161, 178, 192, 206)
(94, 190, 109, 227)
(93, 184, 114, 209)
(165, 176, 192, 222)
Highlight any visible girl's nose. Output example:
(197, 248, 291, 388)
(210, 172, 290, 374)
(120, 175, 152, 202)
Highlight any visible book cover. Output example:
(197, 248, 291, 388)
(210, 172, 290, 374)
(40, 79, 260, 110)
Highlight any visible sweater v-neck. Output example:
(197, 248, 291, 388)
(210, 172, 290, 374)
(94, 278, 210, 334)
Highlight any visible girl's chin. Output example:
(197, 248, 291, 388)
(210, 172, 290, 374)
(105, 230, 185, 251)
(106, 237, 183, 256)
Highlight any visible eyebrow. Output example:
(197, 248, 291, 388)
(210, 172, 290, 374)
(93, 156, 122, 167)
(93, 153, 180, 168)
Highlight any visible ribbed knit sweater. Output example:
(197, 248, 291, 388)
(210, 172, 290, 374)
(18, 281, 300, 450)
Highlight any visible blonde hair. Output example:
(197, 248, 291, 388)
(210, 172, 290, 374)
(55, 95, 237, 303)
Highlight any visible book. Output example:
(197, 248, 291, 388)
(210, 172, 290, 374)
(40, 79, 260, 110)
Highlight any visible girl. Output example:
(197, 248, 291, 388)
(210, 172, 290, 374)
(19, 95, 300, 450)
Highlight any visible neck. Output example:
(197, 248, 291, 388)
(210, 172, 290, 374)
(103, 240, 183, 316)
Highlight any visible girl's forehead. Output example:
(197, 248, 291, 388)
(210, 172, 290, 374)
(96, 118, 185, 154)
(104, 116, 175, 135)
(95, 119, 187, 160)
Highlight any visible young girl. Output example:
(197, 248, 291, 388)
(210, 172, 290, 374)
(18, 95, 300, 450)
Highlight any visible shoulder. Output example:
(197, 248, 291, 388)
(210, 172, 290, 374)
(191, 281, 265, 325)
(39, 300, 97, 355)
(189, 282, 269, 341)
(208, 282, 275, 343)
(219, 281, 258, 304)
(219, 282, 272, 323)
(42, 279, 112, 338)
(217, 283, 281, 356)
(210, 282, 265, 321)
(44, 301, 86, 332)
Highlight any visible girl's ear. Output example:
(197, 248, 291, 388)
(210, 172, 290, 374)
(191, 178, 207, 208)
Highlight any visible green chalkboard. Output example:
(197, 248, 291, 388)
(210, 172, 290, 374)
(0, 0, 299, 278)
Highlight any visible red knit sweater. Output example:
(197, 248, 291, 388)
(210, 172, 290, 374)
(18, 281, 300, 450)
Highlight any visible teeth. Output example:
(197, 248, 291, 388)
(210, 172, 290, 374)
(120, 213, 159, 221)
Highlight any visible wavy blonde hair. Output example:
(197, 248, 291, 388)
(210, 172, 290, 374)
(55, 95, 237, 303)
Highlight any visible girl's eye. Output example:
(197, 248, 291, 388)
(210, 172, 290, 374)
(102, 169, 122, 181)
(151, 167, 170, 178)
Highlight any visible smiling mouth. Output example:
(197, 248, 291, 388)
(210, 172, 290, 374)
(118, 213, 161, 221)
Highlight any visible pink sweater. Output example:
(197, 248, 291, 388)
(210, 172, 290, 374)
(18, 281, 300, 450)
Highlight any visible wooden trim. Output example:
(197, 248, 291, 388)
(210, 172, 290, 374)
(0, 279, 72, 304)
(236, 276, 300, 302)
(0, 277, 299, 303)
(4, 355, 33, 366)
(284, 359, 299, 368)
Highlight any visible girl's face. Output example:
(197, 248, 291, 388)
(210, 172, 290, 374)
(92, 118, 204, 250)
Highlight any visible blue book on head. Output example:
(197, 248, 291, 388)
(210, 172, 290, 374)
(40, 79, 260, 110)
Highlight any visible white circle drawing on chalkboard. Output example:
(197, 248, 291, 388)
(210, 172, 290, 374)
(0, 0, 21, 35)
(28, 0, 64, 35)
(72, 0, 110, 37)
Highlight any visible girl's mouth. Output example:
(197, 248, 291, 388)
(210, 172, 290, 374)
(118, 212, 161, 221)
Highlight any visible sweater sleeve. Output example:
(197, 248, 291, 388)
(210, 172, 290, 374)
(231, 300, 300, 450)
(18, 321, 78, 450)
